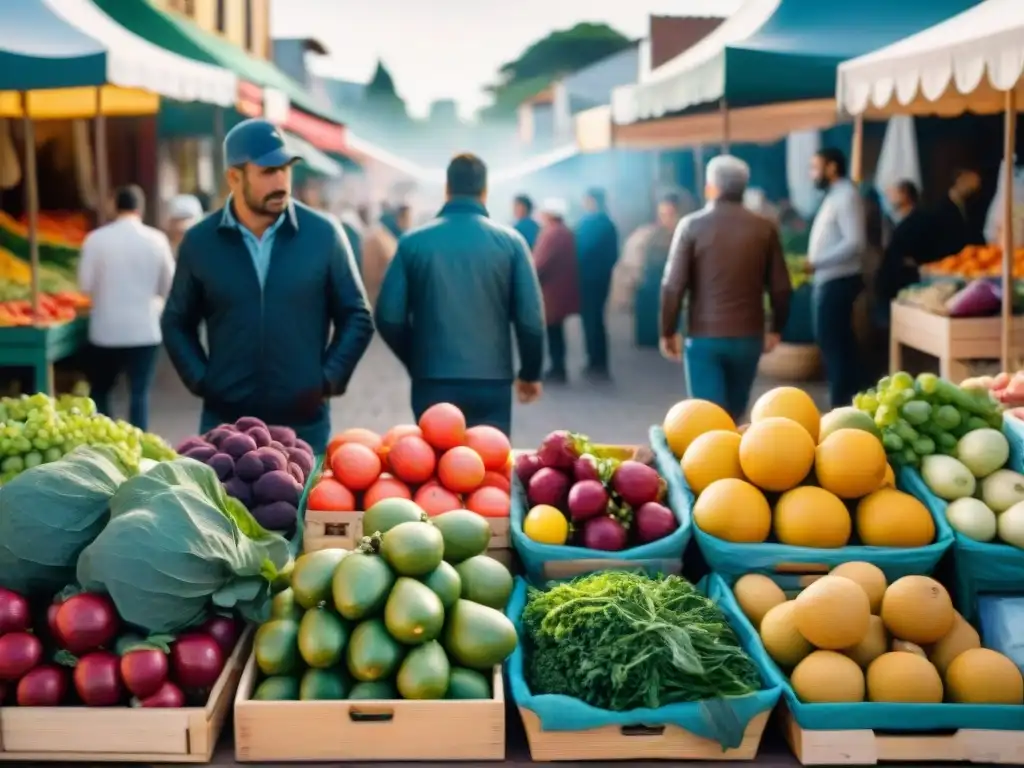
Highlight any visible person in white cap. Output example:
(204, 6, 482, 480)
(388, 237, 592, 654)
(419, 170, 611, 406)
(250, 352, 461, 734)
(533, 198, 580, 383)
(166, 194, 204, 257)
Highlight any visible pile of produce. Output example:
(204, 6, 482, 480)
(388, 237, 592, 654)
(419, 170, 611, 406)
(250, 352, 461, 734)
(735, 564, 1023, 705)
(175, 418, 316, 534)
(896, 282, 960, 315)
(522, 571, 762, 710)
(853, 372, 1004, 468)
(0, 291, 90, 327)
(0, 586, 242, 708)
(307, 403, 512, 519)
(251, 505, 517, 701)
(0, 393, 176, 484)
(0, 211, 84, 300)
(962, 371, 1024, 407)
(914, 427, 1024, 549)
(516, 432, 677, 550)
(921, 244, 1024, 279)
(667, 387, 935, 550)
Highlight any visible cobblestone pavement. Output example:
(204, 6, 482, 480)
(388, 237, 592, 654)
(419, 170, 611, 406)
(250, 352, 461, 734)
(134, 312, 828, 450)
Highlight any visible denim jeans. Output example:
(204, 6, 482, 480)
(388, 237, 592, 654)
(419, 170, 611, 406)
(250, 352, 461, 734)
(89, 344, 159, 431)
(684, 336, 764, 421)
(546, 324, 566, 375)
(813, 275, 864, 408)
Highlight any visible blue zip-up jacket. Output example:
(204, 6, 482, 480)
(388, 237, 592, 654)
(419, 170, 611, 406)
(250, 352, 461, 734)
(514, 216, 540, 250)
(161, 200, 374, 428)
(576, 210, 619, 284)
(374, 197, 545, 382)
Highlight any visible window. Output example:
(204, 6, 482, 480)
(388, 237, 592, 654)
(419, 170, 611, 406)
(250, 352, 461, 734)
(182, 0, 194, 16)
(244, 0, 254, 52)
(216, 0, 226, 33)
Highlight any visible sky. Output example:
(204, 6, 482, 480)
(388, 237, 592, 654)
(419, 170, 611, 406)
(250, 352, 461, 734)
(271, 0, 743, 119)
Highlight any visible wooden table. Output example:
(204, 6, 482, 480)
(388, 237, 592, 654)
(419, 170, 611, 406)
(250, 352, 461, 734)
(889, 302, 1024, 381)
(0, 316, 88, 395)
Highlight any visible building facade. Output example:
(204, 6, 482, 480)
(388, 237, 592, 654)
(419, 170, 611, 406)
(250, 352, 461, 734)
(156, 0, 271, 59)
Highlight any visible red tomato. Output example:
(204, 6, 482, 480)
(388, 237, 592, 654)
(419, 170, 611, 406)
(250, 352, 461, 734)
(307, 478, 356, 511)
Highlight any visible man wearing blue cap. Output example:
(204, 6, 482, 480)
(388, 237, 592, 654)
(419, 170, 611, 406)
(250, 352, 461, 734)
(161, 118, 374, 453)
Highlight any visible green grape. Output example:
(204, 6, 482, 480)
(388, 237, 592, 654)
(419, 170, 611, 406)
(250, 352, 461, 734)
(933, 405, 961, 431)
(912, 437, 935, 456)
(861, 394, 879, 412)
(875, 405, 898, 428)
(915, 373, 940, 395)
(891, 371, 914, 391)
(901, 400, 931, 427)
(878, 376, 893, 393)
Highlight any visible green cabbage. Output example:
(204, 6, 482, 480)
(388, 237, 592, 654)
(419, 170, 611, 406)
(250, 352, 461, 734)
(76, 458, 291, 633)
(0, 446, 130, 596)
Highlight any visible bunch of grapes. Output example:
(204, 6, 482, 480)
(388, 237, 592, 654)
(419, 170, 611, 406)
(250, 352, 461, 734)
(0, 393, 176, 483)
(854, 371, 1004, 468)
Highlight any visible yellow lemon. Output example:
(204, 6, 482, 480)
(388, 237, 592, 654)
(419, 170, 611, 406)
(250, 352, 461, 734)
(523, 504, 569, 545)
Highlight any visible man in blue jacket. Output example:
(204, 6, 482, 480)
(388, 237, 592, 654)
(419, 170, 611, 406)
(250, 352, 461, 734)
(576, 187, 619, 381)
(374, 154, 545, 436)
(161, 119, 374, 453)
(513, 194, 539, 250)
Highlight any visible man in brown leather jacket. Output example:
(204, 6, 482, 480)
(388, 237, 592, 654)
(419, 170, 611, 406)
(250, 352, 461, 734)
(659, 155, 791, 420)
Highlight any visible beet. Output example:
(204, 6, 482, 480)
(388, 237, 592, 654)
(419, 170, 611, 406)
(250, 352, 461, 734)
(183, 444, 217, 463)
(582, 515, 628, 551)
(567, 480, 609, 522)
(175, 436, 211, 455)
(255, 446, 289, 474)
(0, 587, 31, 636)
(268, 425, 297, 448)
(221, 432, 258, 460)
(223, 477, 253, 508)
(246, 426, 272, 448)
(253, 501, 298, 530)
(204, 427, 235, 448)
(235, 451, 265, 483)
(120, 647, 169, 699)
(0, 632, 42, 680)
(47, 602, 64, 645)
(207, 452, 235, 481)
(515, 453, 544, 484)
(295, 438, 314, 456)
(253, 470, 302, 506)
(537, 431, 579, 469)
(634, 501, 678, 544)
(527, 467, 571, 509)
(235, 416, 268, 433)
(286, 447, 314, 477)
(137, 680, 185, 707)
(171, 634, 224, 690)
(55, 593, 119, 655)
(611, 461, 661, 507)
(200, 615, 242, 656)
(573, 455, 601, 483)
(74, 651, 124, 706)
(17, 665, 68, 706)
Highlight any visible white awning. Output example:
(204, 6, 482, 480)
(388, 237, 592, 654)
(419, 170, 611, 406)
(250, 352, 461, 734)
(837, 0, 1024, 117)
(45, 0, 237, 106)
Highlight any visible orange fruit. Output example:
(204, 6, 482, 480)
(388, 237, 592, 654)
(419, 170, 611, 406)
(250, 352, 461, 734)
(465, 426, 511, 471)
(388, 435, 437, 485)
(307, 478, 355, 512)
(751, 387, 821, 442)
(480, 470, 511, 494)
(378, 424, 422, 467)
(467, 486, 511, 518)
(414, 481, 463, 516)
(739, 417, 815, 492)
(330, 443, 381, 491)
(438, 446, 486, 493)
(681, 430, 744, 493)
(363, 474, 412, 508)
(419, 403, 467, 450)
(328, 428, 382, 459)
(663, 400, 736, 457)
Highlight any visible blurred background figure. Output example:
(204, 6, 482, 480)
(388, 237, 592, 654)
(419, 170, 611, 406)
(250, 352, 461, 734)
(575, 187, 618, 381)
(362, 203, 411, 306)
(931, 167, 985, 258)
(166, 193, 204, 257)
(512, 193, 539, 249)
(876, 180, 928, 326)
(533, 197, 579, 383)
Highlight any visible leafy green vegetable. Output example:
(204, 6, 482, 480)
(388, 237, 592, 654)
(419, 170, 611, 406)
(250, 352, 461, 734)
(76, 458, 291, 633)
(0, 446, 130, 596)
(522, 571, 761, 711)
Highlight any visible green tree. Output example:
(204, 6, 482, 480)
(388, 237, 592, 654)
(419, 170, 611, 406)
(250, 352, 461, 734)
(481, 23, 631, 120)
(364, 59, 409, 121)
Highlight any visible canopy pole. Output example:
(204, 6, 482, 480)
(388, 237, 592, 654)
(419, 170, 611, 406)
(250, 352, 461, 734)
(213, 106, 226, 204)
(94, 88, 109, 225)
(851, 113, 864, 184)
(1001, 88, 1017, 372)
(21, 93, 40, 325)
(720, 100, 731, 154)
(694, 145, 705, 203)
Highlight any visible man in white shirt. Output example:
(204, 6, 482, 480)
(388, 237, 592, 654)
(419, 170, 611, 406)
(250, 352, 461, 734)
(806, 148, 867, 408)
(77, 185, 175, 430)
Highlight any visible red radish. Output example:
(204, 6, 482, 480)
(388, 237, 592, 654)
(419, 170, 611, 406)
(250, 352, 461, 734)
(136, 680, 186, 708)
(0, 632, 42, 680)
(573, 455, 601, 483)
(0, 588, 30, 636)
(47, 602, 64, 645)
(527, 467, 571, 509)
(635, 501, 678, 544)
(56, 594, 119, 655)
(171, 634, 224, 690)
(514, 452, 544, 483)
(120, 647, 169, 699)
(581, 515, 628, 551)
(537, 431, 580, 469)
(16, 665, 68, 706)
(74, 651, 124, 706)
(567, 480, 610, 522)
(199, 616, 241, 656)
(611, 461, 662, 507)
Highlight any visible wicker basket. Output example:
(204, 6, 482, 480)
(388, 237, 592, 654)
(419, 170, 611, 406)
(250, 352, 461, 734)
(757, 343, 822, 381)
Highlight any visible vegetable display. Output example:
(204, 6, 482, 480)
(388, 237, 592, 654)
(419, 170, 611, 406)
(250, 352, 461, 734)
(522, 571, 762, 711)
(853, 372, 1003, 468)
(0, 393, 176, 484)
(250, 504, 517, 701)
(516, 431, 677, 549)
(176, 417, 316, 534)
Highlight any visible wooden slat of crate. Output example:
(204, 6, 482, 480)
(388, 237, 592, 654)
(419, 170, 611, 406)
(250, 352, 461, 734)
(0, 628, 252, 763)
(304, 509, 363, 552)
(488, 516, 509, 549)
(234, 652, 505, 761)
(520, 708, 770, 761)
(781, 705, 1024, 765)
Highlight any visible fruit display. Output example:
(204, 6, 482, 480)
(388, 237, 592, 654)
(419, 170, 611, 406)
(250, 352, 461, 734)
(921, 244, 1024, 279)
(0, 290, 90, 327)
(175, 418, 316, 534)
(0, 393, 176, 484)
(670, 387, 939, 556)
(896, 281, 960, 315)
(734, 565, 1023, 706)
(853, 372, 1003, 468)
(962, 371, 1024, 406)
(0, 586, 242, 708)
(307, 404, 512, 521)
(250, 510, 517, 701)
(515, 431, 679, 550)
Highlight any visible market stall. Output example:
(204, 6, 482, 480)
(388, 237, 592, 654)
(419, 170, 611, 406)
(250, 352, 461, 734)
(0, 0, 235, 394)
(837, 0, 1024, 376)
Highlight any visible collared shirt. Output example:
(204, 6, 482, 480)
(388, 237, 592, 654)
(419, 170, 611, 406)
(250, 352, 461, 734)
(807, 178, 866, 284)
(220, 197, 286, 289)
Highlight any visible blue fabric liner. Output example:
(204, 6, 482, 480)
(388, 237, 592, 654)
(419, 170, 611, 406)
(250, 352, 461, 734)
(719, 573, 1024, 731)
(509, 433, 692, 581)
(903, 449, 1024, 622)
(1005, 415, 1024, 472)
(290, 454, 321, 558)
(506, 575, 782, 748)
(655, 423, 953, 580)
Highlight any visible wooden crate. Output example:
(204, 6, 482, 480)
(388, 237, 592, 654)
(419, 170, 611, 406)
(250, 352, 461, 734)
(234, 652, 505, 761)
(488, 516, 509, 549)
(781, 705, 1024, 765)
(304, 508, 363, 552)
(0, 628, 252, 763)
(520, 707, 770, 761)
